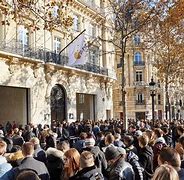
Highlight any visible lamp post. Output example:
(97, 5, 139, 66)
(149, 77, 156, 123)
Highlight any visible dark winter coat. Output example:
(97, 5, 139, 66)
(138, 146, 154, 180)
(127, 151, 144, 180)
(83, 146, 107, 174)
(153, 137, 167, 170)
(69, 165, 104, 180)
(105, 157, 135, 180)
(46, 147, 64, 180)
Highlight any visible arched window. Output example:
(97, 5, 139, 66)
(134, 52, 142, 64)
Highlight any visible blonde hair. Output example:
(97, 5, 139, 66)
(152, 164, 179, 180)
(80, 151, 94, 168)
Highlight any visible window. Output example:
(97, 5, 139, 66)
(73, 14, 80, 31)
(133, 35, 141, 45)
(18, 26, 29, 47)
(135, 71, 143, 82)
(87, 23, 96, 38)
(136, 93, 144, 103)
(134, 52, 142, 64)
(89, 47, 99, 65)
(158, 94, 161, 105)
(54, 37, 61, 54)
(79, 94, 84, 104)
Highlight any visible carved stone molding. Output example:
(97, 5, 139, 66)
(5, 57, 20, 74)
(44, 64, 56, 83)
(30, 62, 42, 78)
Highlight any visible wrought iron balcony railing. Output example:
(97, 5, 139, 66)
(136, 100, 145, 105)
(133, 61, 145, 66)
(0, 42, 110, 76)
(134, 81, 146, 86)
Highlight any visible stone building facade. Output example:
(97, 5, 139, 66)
(0, 0, 116, 126)
(113, 34, 165, 121)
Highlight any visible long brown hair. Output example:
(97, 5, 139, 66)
(64, 148, 80, 179)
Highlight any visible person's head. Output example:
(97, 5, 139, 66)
(80, 151, 94, 169)
(64, 148, 80, 177)
(177, 126, 184, 136)
(105, 134, 115, 145)
(57, 141, 70, 153)
(16, 169, 40, 180)
(30, 137, 40, 146)
(178, 136, 184, 149)
(158, 147, 181, 169)
(105, 146, 121, 163)
(22, 142, 34, 157)
(153, 128, 163, 139)
(0, 140, 7, 155)
(144, 130, 155, 146)
(123, 135, 134, 147)
(114, 133, 121, 141)
(138, 134, 149, 148)
(85, 138, 95, 147)
(79, 132, 87, 140)
(152, 164, 179, 180)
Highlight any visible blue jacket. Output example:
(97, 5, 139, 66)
(0, 156, 12, 178)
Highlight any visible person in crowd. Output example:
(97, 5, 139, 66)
(123, 135, 138, 155)
(62, 148, 80, 180)
(46, 143, 64, 180)
(0, 130, 4, 139)
(57, 140, 70, 153)
(0, 140, 12, 177)
(144, 130, 155, 148)
(4, 129, 14, 153)
(92, 122, 100, 136)
(152, 164, 179, 180)
(105, 146, 135, 180)
(30, 137, 47, 164)
(73, 132, 87, 153)
(152, 128, 166, 170)
(83, 134, 107, 174)
(12, 128, 24, 147)
(1, 142, 49, 180)
(119, 147, 143, 180)
(114, 133, 125, 147)
(45, 129, 57, 150)
(158, 147, 184, 180)
(104, 133, 115, 151)
(69, 151, 104, 180)
(96, 132, 106, 150)
(175, 135, 184, 168)
(16, 169, 41, 180)
(23, 125, 35, 142)
(138, 134, 154, 180)
(161, 126, 172, 146)
(7, 145, 24, 167)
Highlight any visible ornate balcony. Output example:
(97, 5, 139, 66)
(136, 100, 145, 105)
(0, 42, 110, 76)
(133, 61, 145, 66)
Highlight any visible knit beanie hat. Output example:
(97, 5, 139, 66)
(85, 138, 95, 147)
(105, 146, 120, 161)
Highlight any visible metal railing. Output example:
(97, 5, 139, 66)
(0, 42, 110, 76)
(133, 61, 145, 66)
(136, 100, 145, 105)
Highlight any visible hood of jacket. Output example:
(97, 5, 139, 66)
(127, 151, 139, 162)
(155, 137, 166, 144)
(0, 156, 7, 165)
(46, 147, 64, 159)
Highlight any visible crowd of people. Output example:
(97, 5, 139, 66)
(0, 119, 184, 180)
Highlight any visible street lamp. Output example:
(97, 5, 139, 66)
(149, 77, 156, 123)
